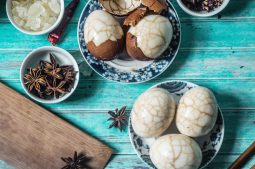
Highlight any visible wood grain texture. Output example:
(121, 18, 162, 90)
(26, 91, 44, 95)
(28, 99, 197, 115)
(2, 80, 255, 110)
(0, 21, 254, 50)
(0, 83, 112, 169)
(228, 141, 255, 169)
(1, 50, 255, 80)
(0, 0, 255, 168)
(1, 0, 255, 22)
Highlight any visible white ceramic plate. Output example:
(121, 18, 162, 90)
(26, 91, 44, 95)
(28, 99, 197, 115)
(129, 80, 224, 169)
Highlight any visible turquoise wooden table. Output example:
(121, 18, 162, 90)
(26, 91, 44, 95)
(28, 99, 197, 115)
(0, 0, 255, 168)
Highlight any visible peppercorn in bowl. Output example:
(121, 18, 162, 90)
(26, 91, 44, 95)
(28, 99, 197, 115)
(177, 0, 230, 17)
(20, 46, 80, 104)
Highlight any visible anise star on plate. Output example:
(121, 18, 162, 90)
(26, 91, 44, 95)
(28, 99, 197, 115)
(41, 53, 63, 80)
(45, 79, 66, 99)
(61, 151, 90, 169)
(107, 106, 128, 131)
(24, 67, 46, 94)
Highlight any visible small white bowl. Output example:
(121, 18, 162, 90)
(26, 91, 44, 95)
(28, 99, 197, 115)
(6, 0, 65, 35)
(177, 0, 230, 17)
(20, 46, 80, 104)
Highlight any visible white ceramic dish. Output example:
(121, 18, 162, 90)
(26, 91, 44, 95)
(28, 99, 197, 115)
(177, 0, 230, 17)
(6, 0, 65, 35)
(129, 80, 224, 169)
(20, 46, 79, 104)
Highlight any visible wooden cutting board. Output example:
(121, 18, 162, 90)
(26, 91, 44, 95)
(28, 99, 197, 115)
(0, 82, 112, 169)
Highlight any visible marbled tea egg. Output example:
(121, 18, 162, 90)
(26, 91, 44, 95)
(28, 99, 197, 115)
(176, 87, 218, 137)
(126, 15, 173, 60)
(131, 88, 176, 137)
(150, 134, 202, 169)
(84, 10, 124, 61)
(99, 0, 141, 16)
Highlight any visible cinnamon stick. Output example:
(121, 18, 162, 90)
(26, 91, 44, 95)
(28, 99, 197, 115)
(228, 141, 255, 169)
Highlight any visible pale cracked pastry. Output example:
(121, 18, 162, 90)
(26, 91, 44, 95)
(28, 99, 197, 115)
(176, 87, 218, 137)
(126, 15, 173, 60)
(150, 134, 202, 169)
(84, 10, 124, 60)
(131, 88, 176, 137)
(99, 0, 142, 16)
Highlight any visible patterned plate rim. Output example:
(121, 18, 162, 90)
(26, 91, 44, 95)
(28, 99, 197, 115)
(77, 0, 181, 84)
(128, 80, 225, 169)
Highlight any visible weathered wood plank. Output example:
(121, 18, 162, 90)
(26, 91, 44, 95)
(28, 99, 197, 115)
(106, 154, 255, 169)
(115, 139, 255, 155)
(1, 81, 255, 141)
(1, 0, 255, 22)
(1, 80, 255, 110)
(0, 83, 112, 169)
(90, 138, 255, 156)
(0, 161, 14, 169)
(1, 50, 255, 80)
(1, 154, 254, 169)
(56, 109, 255, 140)
(0, 0, 254, 169)
(0, 20, 254, 50)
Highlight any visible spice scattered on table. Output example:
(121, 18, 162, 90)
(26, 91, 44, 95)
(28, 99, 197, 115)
(107, 106, 128, 131)
(61, 151, 91, 169)
(11, 0, 61, 31)
(23, 53, 76, 99)
(182, 0, 223, 12)
(48, 0, 80, 45)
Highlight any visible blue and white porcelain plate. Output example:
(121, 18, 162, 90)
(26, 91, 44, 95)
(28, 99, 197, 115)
(129, 80, 224, 169)
(77, 0, 181, 83)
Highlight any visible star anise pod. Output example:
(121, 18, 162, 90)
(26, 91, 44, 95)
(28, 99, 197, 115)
(61, 151, 90, 169)
(45, 79, 66, 99)
(61, 66, 76, 85)
(107, 106, 128, 131)
(41, 53, 63, 80)
(60, 65, 74, 72)
(24, 67, 46, 95)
